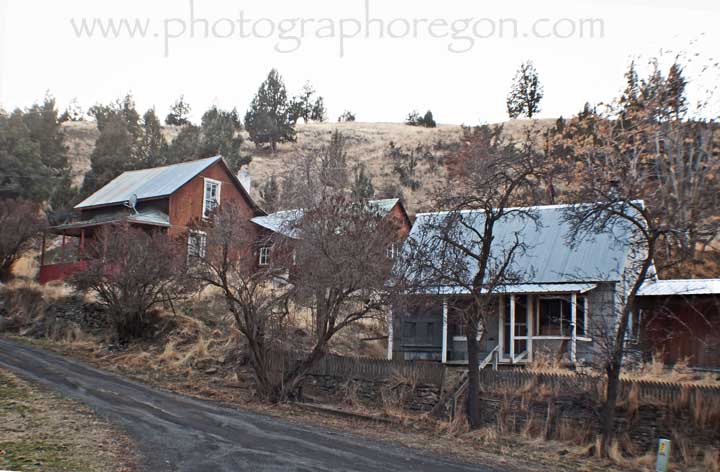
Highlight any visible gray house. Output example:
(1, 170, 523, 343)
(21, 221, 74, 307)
(388, 203, 646, 366)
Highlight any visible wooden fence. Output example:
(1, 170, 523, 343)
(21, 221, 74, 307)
(478, 369, 720, 405)
(268, 351, 446, 386)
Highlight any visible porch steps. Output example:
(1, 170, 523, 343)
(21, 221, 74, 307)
(431, 347, 501, 419)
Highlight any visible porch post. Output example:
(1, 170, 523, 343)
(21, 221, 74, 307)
(527, 295, 534, 363)
(60, 233, 66, 263)
(509, 294, 516, 362)
(79, 229, 85, 258)
(441, 297, 448, 364)
(498, 297, 505, 361)
(387, 308, 393, 360)
(570, 293, 577, 363)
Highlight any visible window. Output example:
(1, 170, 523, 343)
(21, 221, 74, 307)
(386, 243, 398, 259)
(187, 231, 207, 260)
(259, 246, 271, 266)
(577, 296, 588, 337)
(628, 308, 642, 341)
(538, 297, 571, 336)
(538, 295, 588, 337)
(203, 178, 221, 218)
(403, 321, 417, 339)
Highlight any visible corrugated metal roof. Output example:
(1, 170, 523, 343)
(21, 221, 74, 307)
(407, 204, 636, 286)
(251, 199, 399, 238)
(251, 209, 304, 239)
(427, 283, 598, 295)
(75, 156, 222, 209)
(638, 279, 720, 296)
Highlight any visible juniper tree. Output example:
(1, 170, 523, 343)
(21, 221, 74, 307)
(506, 60, 544, 119)
(165, 95, 192, 126)
(244, 69, 296, 152)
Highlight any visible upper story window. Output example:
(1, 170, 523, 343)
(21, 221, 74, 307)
(259, 246, 271, 266)
(187, 230, 207, 261)
(386, 243, 399, 259)
(203, 178, 222, 218)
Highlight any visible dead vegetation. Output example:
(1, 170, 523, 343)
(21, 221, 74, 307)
(0, 368, 136, 472)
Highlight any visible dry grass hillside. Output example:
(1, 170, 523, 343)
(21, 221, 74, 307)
(61, 119, 555, 214)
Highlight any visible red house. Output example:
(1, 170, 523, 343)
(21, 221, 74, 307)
(39, 156, 263, 284)
(249, 198, 413, 267)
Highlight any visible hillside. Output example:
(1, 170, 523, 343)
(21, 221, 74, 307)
(61, 119, 556, 214)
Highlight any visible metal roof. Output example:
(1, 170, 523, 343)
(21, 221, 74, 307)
(251, 199, 400, 238)
(251, 209, 304, 239)
(638, 279, 720, 297)
(427, 283, 598, 295)
(53, 208, 170, 232)
(407, 203, 637, 286)
(75, 156, 222, 209)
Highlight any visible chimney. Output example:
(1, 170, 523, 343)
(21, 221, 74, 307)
(238, 166, 252, 194)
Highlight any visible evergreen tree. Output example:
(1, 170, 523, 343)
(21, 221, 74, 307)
(421, 110, 436, 128)
(259, 174, 279, 212)
(351, 164, 374, 200)
(165, 124, 201, 165)
(198, 107, 249, 172)
(244, 69, 296, 152)
(165, 95, 192, 126)
(82, 112, 136, 196)
(337, 110, 356, 122)
(506, 60, 544, 118)
(138, 109, 168, 168)
(0, 96, 71, 203)
(289, 82, 327, 124)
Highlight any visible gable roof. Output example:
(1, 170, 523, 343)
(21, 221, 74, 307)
(251, 199, 405, 239)
(76, 156, 226, 210)
(407, 203, 637, 289)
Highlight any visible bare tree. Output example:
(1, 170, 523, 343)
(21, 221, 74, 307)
(189, 204, 293, 400)
(0, 199, 44, 282)
(71, 225, 190, 341)
(193, 200, 402, 402)
(402, 124, 543, 428)
(558, 59, 720, 454)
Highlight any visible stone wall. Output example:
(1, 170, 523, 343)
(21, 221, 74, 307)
(475, 370, 720, 457)
(302, 373, 442, 411)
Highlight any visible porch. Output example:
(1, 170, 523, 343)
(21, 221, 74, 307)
(38, 224, 91, 284)
(389, 284, 598, 366)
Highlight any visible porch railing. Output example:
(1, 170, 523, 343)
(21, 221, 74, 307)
(450, 345, 500, 418)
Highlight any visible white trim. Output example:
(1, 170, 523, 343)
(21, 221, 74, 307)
(441, 298, 448, 364)
(387, 308, 393, 360)
(527, 294, 534, 362)
(570, 293, 577, 363)
(202, 178, 222, 218)
(258, 246, 271, 266)
(498, 297, 505, 361)
(509, 294, 516, 362)
(187, 230, 207, 261)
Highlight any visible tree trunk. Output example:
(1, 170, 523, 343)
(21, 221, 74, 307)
(465, 316, 481, 429)
(601, 363, 620, 453)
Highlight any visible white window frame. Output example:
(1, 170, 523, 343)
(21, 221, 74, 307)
(386, 243, 398, 259)
(187, 230, 207, 261)
(202, 178, 222, 219)
(259, 246, 271, 266)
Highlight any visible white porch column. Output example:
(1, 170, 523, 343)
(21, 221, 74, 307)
(498, 297, 505, 360)
(441, 297, 448, 364)
(527, 295, 534, 362)
(570, 293, 577, 363)
(387, 308, 393, 360)
(509, 295, 516, 362)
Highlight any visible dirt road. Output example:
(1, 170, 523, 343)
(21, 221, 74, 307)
(0, 337, 495, 472)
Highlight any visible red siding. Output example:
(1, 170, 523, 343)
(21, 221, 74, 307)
(168, 161, 256, 237)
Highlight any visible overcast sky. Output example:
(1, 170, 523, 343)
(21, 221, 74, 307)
(0, 0, 718, 124)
